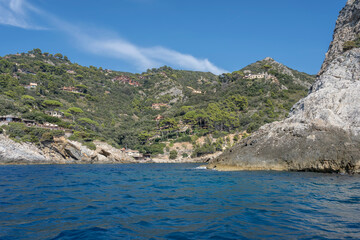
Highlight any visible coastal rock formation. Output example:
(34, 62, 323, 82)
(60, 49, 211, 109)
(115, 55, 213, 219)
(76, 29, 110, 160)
(0, 135, 49, 164)
(0, 135, 136, 164)
(208, 0, 360, 173)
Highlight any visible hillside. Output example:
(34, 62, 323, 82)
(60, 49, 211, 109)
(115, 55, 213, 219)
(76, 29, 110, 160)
(0, 49, 315, 161)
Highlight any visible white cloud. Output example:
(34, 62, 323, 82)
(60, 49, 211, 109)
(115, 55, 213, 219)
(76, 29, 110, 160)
(0, 0, 227, 74)
(0, 0, 43, 29)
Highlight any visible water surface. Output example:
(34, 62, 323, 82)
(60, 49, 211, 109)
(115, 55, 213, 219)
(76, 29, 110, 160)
(0, 164, 359, 239)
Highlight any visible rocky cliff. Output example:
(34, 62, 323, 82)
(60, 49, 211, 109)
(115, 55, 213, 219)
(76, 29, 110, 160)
(0, 135, 137, 165)
(208, 0, 360, 174)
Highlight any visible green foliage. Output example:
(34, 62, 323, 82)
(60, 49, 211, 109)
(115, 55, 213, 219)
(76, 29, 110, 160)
(142, 143, 166, 156)
(67, 107, 83, 114)
(77, 118, 99, 131)
(343, 35, 360, 51)
(192, 139, 216, 158)
(40, 130, 65, 142)
(5, 122, 64, 144)
(233, 134, 239, 142)
(21, 95, 35, 101)
(0, 49, 315, 156)
(83, 141, 97, 150)
(169, 150, 177, 159)
(42, 100, 63, 108)
(182, 153, 188, 158)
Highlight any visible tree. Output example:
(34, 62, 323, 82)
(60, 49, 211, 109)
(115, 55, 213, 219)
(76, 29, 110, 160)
(77, 118, 99, 131)
(54, 53, 63, 59)
(75, 84, 87, 93)
(42, 100, 63, 114)
(21, 95, 36, 108)
(67, 107, 84, 121)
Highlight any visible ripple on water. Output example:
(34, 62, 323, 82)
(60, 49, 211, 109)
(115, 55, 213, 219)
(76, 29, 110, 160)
(0, 164, 359, 240)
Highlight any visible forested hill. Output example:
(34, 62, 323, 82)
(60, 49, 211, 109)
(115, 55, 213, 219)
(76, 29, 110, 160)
(0, 49, 315, 158)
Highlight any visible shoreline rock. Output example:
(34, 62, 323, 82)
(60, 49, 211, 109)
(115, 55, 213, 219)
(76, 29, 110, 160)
(208, 0, 360, 174)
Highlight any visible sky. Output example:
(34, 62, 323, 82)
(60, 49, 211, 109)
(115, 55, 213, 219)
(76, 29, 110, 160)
(0, 0, 347, 75)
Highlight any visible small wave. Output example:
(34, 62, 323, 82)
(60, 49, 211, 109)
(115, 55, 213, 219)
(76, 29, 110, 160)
(195, 166, 207, 170)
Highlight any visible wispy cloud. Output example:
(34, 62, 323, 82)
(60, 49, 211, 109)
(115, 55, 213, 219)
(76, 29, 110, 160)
(0, 0, 44, 29)
(0, 0, 227, 74)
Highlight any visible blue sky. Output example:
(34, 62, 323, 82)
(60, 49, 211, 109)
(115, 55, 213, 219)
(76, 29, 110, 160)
(0, 0, 347, 75)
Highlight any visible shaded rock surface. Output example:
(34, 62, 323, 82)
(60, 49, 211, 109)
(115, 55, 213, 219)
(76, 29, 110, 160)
(209, 0, 360, 174)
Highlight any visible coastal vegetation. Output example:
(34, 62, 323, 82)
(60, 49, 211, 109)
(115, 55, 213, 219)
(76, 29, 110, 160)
(0, 49, 315, 158)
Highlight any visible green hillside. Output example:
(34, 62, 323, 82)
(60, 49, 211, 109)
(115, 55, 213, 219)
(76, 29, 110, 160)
(0, 49, 316, 157)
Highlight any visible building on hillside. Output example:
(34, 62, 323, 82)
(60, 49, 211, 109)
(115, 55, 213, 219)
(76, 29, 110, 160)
(23, 119, 36, 126)
(23, 83, 38, 89)
(43, 123, 59, 129)
(125, 149, 143, 158)
(245, 73, 266, 79)
(62, 86, 80, 93)
(45, 111, 64, 118)
(0, 115, 22, 123)
(66, 70, 76, 74)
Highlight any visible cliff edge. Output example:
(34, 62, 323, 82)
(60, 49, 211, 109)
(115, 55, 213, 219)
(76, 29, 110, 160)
(208, 0, 360, 173)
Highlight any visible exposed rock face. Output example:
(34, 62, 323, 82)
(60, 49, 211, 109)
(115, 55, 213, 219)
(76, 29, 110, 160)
(0, 135, 136, 165)
(209, 0, 360, 174)
(320, 0, 360, 75)
(0, 135, 49, 164)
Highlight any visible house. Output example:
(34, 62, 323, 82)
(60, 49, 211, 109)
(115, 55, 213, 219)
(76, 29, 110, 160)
(245, 73, 266, 79)
(23, 119, 36, 126)
(0, 115, 22, 123)
(66, 70, 76, 74)
(152, 103, 170, 110)
(43, 123, 59, 129)
(45, 111, 64, 118)
(62, 86, 80, 93)
(125, 149, 143, 158)
(24, 83, 38, 89)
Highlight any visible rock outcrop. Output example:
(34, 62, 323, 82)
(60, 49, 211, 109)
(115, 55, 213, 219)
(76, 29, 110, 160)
(0, 135, 137, 165)
(208, 0, 360, 174)
(0, 135, 49, 164)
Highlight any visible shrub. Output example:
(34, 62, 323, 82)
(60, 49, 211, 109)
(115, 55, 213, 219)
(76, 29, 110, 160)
(233, 134, 239, 142)
(83, 141, 96, 150)
(182, 153, 188, 158)
(169, 150, 177, 159)
(343, 41, 356, 51)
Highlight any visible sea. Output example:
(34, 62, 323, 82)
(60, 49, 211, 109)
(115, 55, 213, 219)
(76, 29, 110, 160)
(0, 163, 359, 240)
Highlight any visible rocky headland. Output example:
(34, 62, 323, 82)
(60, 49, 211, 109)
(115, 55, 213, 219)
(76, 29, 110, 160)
(208, 0, 360, 174)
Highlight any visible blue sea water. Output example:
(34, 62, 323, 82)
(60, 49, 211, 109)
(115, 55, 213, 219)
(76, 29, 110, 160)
(0, 164, 359, 240)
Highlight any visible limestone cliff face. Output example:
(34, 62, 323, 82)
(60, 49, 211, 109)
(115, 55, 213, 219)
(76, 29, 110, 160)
(0, 135, 136, 165)
(209, 0, 360, 173)
(320, 0, 360, 75)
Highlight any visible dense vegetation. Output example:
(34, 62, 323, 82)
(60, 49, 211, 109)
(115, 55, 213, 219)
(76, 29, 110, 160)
(0, 49, 315, 157)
